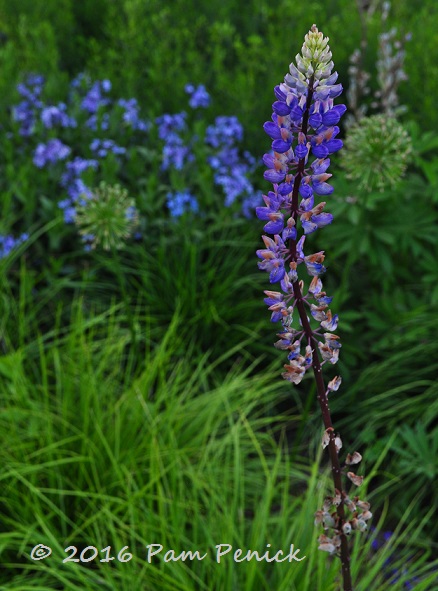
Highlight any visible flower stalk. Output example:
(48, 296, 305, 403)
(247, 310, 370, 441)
(256, 26, 371, 591)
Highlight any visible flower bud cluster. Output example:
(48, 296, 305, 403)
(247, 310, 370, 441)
(315, 444, 372, 554)
(256, 25, 346, 384)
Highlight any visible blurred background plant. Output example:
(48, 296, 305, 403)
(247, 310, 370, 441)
(0, 0, 437, 588)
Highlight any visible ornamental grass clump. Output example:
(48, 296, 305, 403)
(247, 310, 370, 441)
(256, 25, 371, 591)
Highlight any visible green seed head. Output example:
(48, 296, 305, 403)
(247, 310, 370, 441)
(340, 115, 412, 193)
(75, 182, 139, 251)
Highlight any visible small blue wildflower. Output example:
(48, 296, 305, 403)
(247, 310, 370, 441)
(0, 233, 29, 258)
(118, 98, 150, 131)
(90, 138, 126, 158)
(62, 157, 99, 181)
(13, 75, 45, 135)
(185, 83, 210, 108)
(58, 199, 77, 224)
(215, 165, 254, 207)
(206, 127, 258, 208)
(86, 112, 110, 131)
(205, 116, 243, 148)
(41, 104, 77, 129)
(59, 158, 99, 219)
(125, 206, 137, 221)
(162, 139, 194, 171)
(156, 112, 187, 139)
(166, 190, 199, 217)
(33, 139, 71, 168)
(17, 74, 44, 102)
(70, 72, 90, 90)
(81, 80, 111, 114)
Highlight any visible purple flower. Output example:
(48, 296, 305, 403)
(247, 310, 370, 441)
(0, 233, 29, 258)
(81, 80, 111, 113)
(59, 158, 99, 219)
(118, 98, 149, 131)
(257, 25, 346, 380)
(41, 104, 76, 129)
(33, 139, 71, 168)
(13, 75, 46, 135)
(161, 139, 194, 171)
(166, 190, 199, 217)
(185, 83, 211, 108)
(205, 117, 243, 148)
(90, 138, 126, 158)
(62, 158, 98, 182)
(156, 113, 187, 138)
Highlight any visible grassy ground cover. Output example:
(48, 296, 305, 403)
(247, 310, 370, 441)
(0, 282, 436, 589)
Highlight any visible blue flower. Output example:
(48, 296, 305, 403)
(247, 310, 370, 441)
(13, 75, 45, 135)
(41, 104, 76, 129)
(118, 98, 149, 131)
(166, 190, 199, 217)
(81, 80, 111, 114)
(185, 83, 211, 108)
(156, 112, 187, 138)
(33, 139, 71, 168)
(205, 116, 243, 148)
(0, 233, 29, 258)
(90, 138, 126, 158)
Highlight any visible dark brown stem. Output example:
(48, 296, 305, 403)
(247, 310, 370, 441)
(294, 282, 353, 591)
(288, 76, 353, 591)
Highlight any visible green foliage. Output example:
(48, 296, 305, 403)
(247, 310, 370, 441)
(0, 290, 436, 589)
(1, 0, 437, 139)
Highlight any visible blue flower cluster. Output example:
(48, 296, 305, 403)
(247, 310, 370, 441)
(156, 112, 194, 171)
(90, 139, 126, 158)
(59, 157, 99, 222)
(118, 98, 150, 132)
(13, 75, 45, 136)
(0, 233, 29, 259)
(41, 104, 76, 129)
(9, 73, 260, 251)
(156, 96, 261, 212)
(185, 84, 210, 109)
(33, 139, 71, 168)
(166, 190, 199, 217)
(206, 116, 257, 207)
(11, 73, 149, 227)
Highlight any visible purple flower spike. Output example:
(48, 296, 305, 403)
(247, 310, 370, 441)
(256, 25, 346, 409)
(251, 29, 366, 583)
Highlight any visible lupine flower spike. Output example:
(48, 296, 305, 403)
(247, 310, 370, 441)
(257, 26, 370, 591)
